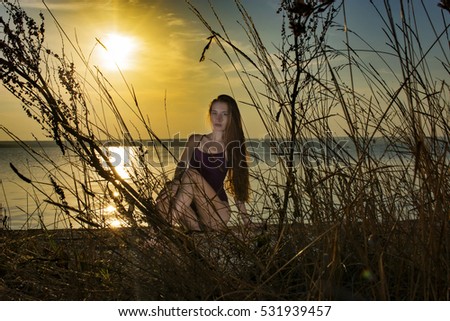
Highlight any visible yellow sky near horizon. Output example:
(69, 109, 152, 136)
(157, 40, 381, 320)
(0, 0, 268, 141)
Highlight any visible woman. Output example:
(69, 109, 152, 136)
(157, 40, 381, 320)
(156, 94, 250, 231)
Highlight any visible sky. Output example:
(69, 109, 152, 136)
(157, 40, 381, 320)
(0, 0, 448, 141)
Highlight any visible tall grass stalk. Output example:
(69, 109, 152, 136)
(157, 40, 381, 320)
(188, 0, 449, 299)
(0, 0, 448, 299)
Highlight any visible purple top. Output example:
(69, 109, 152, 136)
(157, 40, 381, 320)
(189, 147, 228, 202)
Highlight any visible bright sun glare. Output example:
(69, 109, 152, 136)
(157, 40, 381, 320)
(98, 33, 137, 70)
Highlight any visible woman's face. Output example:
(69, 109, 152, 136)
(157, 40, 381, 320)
(210, 101, 230, 132)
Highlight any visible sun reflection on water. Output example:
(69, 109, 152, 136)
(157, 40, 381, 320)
(100, 203, 128, 228)
(100, 146, 144, 228)
(107, 217, 126, 228)
(105, 145, 143, 180)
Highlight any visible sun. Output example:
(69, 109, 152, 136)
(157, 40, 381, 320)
(97, 33, 137, 70)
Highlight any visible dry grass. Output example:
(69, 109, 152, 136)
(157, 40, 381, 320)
(1, 219, 447, 300)
(0, 0, 449, 300)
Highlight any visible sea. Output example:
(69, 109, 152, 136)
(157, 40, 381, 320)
(0, 137, 420, 230)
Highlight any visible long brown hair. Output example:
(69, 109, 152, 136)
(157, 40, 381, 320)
(209, 94, 249, 202)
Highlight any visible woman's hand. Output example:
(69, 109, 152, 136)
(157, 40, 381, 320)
(156, 179, 180, 203)
(235, 200, 251, 225)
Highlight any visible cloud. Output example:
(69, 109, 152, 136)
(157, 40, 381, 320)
(17, 0, 155, 12)
(17, 0, 90, 11)
(161, 13, 186, 27)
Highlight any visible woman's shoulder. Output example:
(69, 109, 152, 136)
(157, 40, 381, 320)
(186, 134, 205, 148)
(187, 133, 204, 141)
(187, 133, 204, 142)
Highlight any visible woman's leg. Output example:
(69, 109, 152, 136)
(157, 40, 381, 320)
(155, 180, 198, 229)
(155, 180, 178, 223)
(172, 169, 230, 231)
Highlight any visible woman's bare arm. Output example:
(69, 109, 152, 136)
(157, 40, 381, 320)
(173, 134, 202, 181)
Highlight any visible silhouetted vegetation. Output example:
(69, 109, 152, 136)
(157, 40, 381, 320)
(0, 0, 448, 300)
